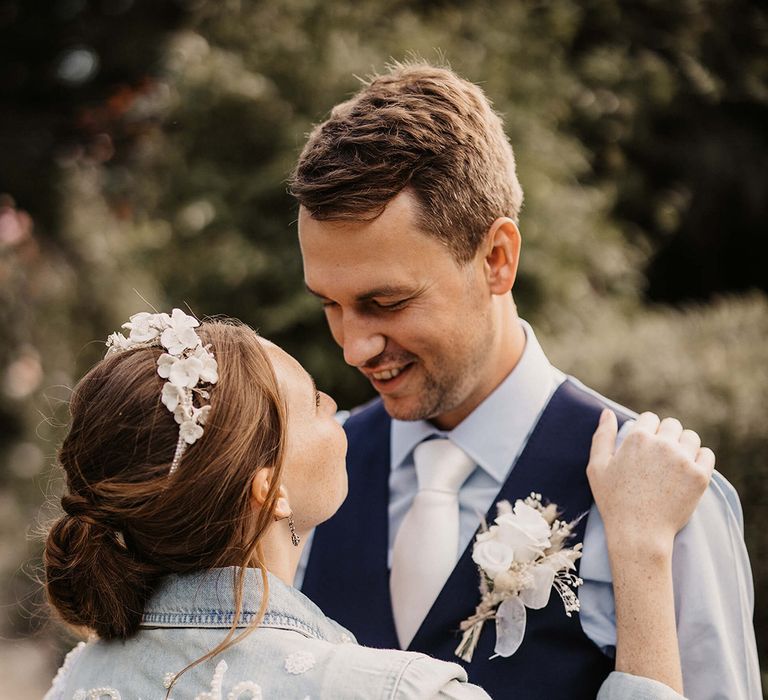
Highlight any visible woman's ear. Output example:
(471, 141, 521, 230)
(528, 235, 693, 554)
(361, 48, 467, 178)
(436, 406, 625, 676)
(483, 217, 521, 295)
(250, 469, 292, 519)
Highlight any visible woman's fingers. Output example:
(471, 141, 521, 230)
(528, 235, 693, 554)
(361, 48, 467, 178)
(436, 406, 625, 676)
(632, 411, 660, 435)
(658, 416, 684, 442)
(695, 446, 716, 477)
(590, 409, 715, 544)
(589, 409, 618, 472)
(679, 429, 702, 459)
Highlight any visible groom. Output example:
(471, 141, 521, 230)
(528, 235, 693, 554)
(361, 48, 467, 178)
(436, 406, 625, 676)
(290, 63, 760, 699)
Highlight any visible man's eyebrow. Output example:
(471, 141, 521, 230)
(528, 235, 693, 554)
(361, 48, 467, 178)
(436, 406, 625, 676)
(304, 283, 417, 303)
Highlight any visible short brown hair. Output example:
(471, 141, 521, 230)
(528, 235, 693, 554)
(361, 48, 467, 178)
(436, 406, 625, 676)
(44, 321, 285, 687)
(290, 61, 524, 262)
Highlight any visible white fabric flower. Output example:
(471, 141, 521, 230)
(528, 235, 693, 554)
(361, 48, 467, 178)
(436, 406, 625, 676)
(103, 309, 217, 473)
(160, 308, 200, 354)
(162, 383, 187, 412)
(173, 403, 192, 425)
(168, 356, 204, 388)
(105, 332, 131, 354)
(194, 405, 211, 425)
(156, 353, 178, 379)
(122, 311, 162, 343)
(494, 501, 552, 563)
(191, 344, 218, 383)
(472, 536, 516, 578)
(179, 419, 204, 444)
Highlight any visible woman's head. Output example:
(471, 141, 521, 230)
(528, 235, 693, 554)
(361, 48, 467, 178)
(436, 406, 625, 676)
(259, 340, 348, 532)
(44, 318, 347, 641)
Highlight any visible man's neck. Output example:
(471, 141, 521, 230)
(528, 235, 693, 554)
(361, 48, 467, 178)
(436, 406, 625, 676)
(431, 306, 526, 430)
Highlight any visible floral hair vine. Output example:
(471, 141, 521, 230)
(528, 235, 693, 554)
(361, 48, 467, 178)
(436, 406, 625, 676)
(104, 309, 218, 474)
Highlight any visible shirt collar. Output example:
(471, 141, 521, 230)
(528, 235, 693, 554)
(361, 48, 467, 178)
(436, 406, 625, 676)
(390, 320, 558, 484)
(142, 567, 353, 642)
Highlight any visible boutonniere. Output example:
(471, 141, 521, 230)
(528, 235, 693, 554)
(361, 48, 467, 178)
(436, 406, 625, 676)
(455, 493, 583, 662)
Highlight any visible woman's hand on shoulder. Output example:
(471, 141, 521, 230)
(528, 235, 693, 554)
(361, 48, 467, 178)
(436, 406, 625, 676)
(587, 410, 715, 557)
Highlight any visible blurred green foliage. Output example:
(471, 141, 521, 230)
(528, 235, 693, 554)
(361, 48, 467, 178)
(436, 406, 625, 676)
(0, 0, 765, 695)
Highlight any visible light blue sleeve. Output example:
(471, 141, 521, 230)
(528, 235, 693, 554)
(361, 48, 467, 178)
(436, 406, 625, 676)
(597, 672, 688, 700)
(394, 655, 491, 699)
(580, 424, 762, 699)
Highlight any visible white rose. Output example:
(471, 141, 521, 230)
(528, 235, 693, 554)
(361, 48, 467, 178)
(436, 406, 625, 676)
(472, 536, 516, 578)
(494, 501, 551, 563)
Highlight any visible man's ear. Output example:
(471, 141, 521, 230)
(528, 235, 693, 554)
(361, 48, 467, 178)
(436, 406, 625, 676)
(250, 469, 292, 519)
(483, 217, 521, 295)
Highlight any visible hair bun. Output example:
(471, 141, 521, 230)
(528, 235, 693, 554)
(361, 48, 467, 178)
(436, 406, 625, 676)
(45, 509, 159, 639)
(61, 493, 110, 529)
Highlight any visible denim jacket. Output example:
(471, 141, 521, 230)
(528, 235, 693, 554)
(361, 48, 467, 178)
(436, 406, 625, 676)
(44, 567, 687, 700)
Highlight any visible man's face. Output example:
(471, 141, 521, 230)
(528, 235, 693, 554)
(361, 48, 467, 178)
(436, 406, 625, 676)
(298, 190, 498, 429)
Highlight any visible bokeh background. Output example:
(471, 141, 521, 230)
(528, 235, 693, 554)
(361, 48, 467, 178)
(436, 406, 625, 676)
(1, 0, 766, 696)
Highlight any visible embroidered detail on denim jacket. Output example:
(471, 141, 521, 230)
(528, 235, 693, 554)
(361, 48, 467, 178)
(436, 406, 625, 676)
(228, 680, 263, 699)
(195, 660, 228, 700)
(192, 660, 263, 700)
(73, 689, 121, 699)
(43, 642, 86, 700)
(284, 651, 316, 675)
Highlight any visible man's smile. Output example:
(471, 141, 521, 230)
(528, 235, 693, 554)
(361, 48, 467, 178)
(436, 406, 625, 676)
(364, 361, 417, 392)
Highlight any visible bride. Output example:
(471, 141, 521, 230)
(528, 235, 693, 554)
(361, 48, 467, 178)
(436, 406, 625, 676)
(43, 312, 713, 699)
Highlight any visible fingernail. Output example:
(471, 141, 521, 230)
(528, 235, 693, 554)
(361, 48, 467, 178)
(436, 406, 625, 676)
(599, 409, 610, 424)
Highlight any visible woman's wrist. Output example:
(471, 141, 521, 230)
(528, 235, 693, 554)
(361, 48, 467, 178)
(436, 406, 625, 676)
(605, 528, 675, 567)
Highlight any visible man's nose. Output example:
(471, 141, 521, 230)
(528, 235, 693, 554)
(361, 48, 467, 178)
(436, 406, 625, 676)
(340, 313, 386, 368)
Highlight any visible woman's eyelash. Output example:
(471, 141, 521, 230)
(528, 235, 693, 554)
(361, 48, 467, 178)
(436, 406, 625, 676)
(315, 391, 322, 407)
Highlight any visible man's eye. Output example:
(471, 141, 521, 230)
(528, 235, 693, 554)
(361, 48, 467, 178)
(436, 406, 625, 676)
(375, 299, 408, 310)
(321, 301, 338, 309)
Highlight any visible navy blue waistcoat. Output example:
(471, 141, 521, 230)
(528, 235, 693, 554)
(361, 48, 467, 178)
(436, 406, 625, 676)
(303, 379, 629, 699)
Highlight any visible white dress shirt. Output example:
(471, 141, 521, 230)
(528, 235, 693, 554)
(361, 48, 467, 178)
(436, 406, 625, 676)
(298, 320, 761, 700)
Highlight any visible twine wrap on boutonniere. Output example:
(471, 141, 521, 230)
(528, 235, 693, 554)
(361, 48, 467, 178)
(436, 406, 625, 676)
(455, 493, 584, 662)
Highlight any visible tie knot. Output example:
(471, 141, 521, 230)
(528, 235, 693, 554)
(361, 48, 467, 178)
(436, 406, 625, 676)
(413, 439, 475, 494)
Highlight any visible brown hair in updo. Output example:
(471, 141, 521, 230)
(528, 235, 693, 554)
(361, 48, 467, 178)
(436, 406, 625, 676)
(44, 320, 286, 646)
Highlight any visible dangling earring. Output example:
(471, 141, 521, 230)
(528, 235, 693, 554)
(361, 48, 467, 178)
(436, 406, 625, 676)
(288, 513, 301, 547)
